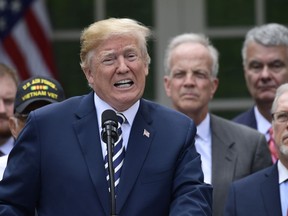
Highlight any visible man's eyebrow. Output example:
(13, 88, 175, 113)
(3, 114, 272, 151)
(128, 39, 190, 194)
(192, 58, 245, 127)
(123, 45, 138, 51)
(99, 50, 115, 57)
(269, 59, 285, 63)
(248, 60, 261, 64)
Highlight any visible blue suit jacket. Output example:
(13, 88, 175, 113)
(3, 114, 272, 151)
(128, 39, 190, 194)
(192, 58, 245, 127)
(224, 163, 282, 216)
(232, 107, 257, 130)
(0, 92, 212, 216)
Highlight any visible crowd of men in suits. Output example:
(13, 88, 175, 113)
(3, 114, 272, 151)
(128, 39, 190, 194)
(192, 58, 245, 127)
(163, 23, 288, 216)
(0, 19, 288, 216)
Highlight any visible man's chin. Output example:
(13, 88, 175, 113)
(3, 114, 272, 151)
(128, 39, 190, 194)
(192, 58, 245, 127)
(279, 144, 288, 157)
(179, 104, 198, 113)
(256, 95, 275, 104)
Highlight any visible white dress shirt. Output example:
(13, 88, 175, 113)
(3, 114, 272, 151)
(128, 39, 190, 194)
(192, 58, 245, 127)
(195, 114, 212, 184)
(0, 137, 14, 180)
(0, 155, 8, 180)
(278, 160, 288, 216)
(0, 137, 14, 155)
(254, 106, 271, 141)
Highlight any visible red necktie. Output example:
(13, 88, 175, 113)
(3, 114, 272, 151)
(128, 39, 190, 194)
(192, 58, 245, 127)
(268, 127, 278, 163)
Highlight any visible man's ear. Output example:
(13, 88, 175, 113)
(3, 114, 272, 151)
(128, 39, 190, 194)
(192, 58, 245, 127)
(164, 75, 172, 97)
(9, 117, 18, 139)
(83, 67, 93, 84)
(210, 78, 219, 99)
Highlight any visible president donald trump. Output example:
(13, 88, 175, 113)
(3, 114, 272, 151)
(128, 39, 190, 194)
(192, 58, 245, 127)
(0, 18, 212, 216)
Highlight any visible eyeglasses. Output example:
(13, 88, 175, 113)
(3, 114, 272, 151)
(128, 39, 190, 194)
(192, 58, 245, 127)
(272, 111, 288, 123)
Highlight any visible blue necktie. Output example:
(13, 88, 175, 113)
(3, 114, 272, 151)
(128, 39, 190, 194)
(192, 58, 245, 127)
(104, 113, 126, 193)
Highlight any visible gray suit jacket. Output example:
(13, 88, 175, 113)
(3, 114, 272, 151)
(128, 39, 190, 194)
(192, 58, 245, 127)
(209, 114, 272, 216)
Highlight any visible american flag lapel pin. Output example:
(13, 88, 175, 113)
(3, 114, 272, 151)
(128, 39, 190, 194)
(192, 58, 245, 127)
(143, 129, 150, 138)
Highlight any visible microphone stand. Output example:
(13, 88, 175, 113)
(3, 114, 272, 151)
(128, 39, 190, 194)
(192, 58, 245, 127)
(106, 129, 118, 216)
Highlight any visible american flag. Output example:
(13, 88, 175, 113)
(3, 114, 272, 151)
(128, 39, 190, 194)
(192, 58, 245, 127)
(0, 0, 57, 80)
(143, 129, 150, 138)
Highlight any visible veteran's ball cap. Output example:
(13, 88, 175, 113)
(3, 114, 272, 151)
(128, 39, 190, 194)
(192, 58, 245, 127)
(14, 76, 65, 114)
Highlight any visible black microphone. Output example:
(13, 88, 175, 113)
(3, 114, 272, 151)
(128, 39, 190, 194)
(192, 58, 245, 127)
(101, 109, 119, 216)
(101, 109, 119, 143)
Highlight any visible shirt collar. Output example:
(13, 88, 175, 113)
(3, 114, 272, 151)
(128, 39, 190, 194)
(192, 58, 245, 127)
(0, 137, 14, 154)
(278, 160, 288, 184)
(94, 92, 139, 128)
(254, 106, 271, 135)
(196, 113, 211, 142)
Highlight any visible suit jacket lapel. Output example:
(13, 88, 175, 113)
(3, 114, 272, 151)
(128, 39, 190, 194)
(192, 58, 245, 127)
(260, 164, 282, 216)
(245, 107, 258, 129)
(73, 92, 109, 215)
(211, 115, 236, 186)
(116, 99, 154, 211)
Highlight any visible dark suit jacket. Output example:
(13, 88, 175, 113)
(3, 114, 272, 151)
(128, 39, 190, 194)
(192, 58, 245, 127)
(210, 115, 272, 216)
(224, 163, 281, 216)
(0, 92, 212, 216)
(232, 107, 257, 130)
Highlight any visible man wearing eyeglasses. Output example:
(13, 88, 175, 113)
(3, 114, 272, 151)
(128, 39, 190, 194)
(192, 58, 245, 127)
(225, 83, 288, 216)
(0, 76, 65, 180)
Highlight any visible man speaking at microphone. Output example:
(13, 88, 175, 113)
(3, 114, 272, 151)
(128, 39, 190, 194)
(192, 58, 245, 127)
(0, 18, 212, 216)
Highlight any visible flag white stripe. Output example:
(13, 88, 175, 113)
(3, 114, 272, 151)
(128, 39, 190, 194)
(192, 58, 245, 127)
(0, 0, 55, 80)
(32, 0, 52, 37)
(0, 44, 15, 70)
(12, 20, 51, 77)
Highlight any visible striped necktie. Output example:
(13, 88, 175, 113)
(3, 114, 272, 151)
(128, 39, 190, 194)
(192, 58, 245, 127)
(104, 113, 126, 193)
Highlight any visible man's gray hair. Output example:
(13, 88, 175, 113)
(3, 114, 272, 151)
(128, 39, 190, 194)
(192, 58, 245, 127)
(164, 33, 219, 77)
(242, 23, 288, 65)
(271, 83, 288, 114)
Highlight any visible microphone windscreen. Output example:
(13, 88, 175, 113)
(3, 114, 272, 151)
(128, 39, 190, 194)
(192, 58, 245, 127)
(101, 109, 119, 143)
(101, 109, 118, 128)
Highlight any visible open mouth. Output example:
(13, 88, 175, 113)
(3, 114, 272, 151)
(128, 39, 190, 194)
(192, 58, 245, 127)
(114, 79, 134, 88)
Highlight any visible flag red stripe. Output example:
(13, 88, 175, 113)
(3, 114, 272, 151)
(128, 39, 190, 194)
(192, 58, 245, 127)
(25, 7, 57, 78)
(2, 35, 31, 80)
